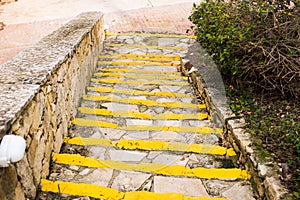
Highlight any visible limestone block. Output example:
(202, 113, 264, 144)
(16, 157, 36, 199)
(264, 177, 288, 200)
(14, 183, 25, 200)
(53, 123, 65, 153)
(28, 130, 46, 185)
(112, 171, 151, 192)
(0, 166, 18, 200)
(222, 182, 255, 200)
(154, 176, 209, 197)
(30, 95, 44, 132)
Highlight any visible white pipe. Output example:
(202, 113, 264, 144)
(0, 135, 26, 167)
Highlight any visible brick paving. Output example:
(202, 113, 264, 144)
(0, 19, 68, 65)
(105, 3, 196, 34)
(0, 2, 195, 65)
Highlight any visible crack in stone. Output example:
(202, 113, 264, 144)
(136, 175, 154, 192)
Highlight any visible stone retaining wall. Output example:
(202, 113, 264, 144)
(0, 12, 104, 199)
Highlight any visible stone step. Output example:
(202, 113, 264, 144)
(99, 53, 181, 62)
(58, 144, 235, 169)
(93, 72, 187, 81)
(72, 118, 222, 134)
(98, 60, 181, 66)
(105, 32, 197, 39)
(103, 33, 194, 56)
(69, 124, 221, 144)
(90, 77, 189, 86)
(64, 137, 235, 156)
(86, 85, 194, 98)
(77, 107, 209, 120)
(96, 67, 183, 75)
(40, 179, 233, 200)
(50, 153, 249, 180)
(80, 94, 206, 109)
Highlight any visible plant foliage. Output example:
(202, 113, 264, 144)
(189, 0, 300, 97)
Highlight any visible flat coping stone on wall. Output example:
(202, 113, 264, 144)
(0, 11, 103, 137)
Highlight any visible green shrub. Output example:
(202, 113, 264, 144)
(190, 0, 300, 197)
(189, 0, 300, 97)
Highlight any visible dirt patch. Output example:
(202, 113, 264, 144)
(227, 86, 300, 197)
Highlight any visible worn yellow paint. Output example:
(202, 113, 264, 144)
(98, 60, 180, 66)
(94, 72, 188, 81)
(72, 118, 222, 134)
(78, 107, 208, 120)
(87, 86, 193, 98)
(65, 137, 114, 147)
(123, 191, 226, 200)
(123, 124, 222, 134)
(72, 118, 119, 128)
(91, 78, 189, 86)
(96, 68, 182, 75)
(82, 95, 206, 109)
(106, 32, 197, 39)
(64, 137, 236, 156)
(107, 43, 187, 51)
(52, 153, 250, 179)
(41, 179, 123, 199)
(99, 53, 181, 61)
(41, 179, 227, 200)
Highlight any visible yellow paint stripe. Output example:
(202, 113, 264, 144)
(64, 137, 236, 156)
(98, 61, 180, 66)
(106, 31, 197, 39)
(78, 107, 208, 120)
(94, 72, 188, 81)
(99, 53, 181, 61)
(41, 179, 122, 199)
(72, 118, 119, 128)
(72, 118, 222, 134)
(107, 43, 186, 51)
(87, 86, 193, 98)
(91, 78, 188, 86)
(52, 153, 250, 179)
(96, 68, 182, 75)
(123, 125, 222, 134)
(41, 179, 227, 200)
(82, 95, 206, 109)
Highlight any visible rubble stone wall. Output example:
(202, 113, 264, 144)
(0, 12, 104, 199)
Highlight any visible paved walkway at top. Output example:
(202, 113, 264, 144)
(0, 0, 198, 65)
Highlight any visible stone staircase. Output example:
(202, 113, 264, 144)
(38, 32, 255, 200)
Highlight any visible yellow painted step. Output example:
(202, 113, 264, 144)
(82, 95, 206, 109)
(72, 118, 222, 134)
(64, 137, 236, 156)
(96, 68, 183, 75)
(107, 43, 187, 51)
(98, 60, 180, 66)
(91, 78, 189, 86)
(41, 179, 227, 200)
(52, 153, 250, 179)
(106, 31, 197, 39)
(78, 107, 208, 120)
(93, 72, 188, 81)
(99, 53, 181, 62)
(87, 86, 193, 98)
